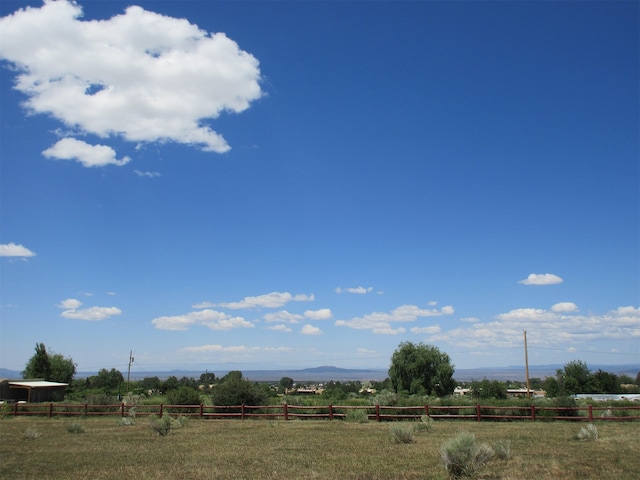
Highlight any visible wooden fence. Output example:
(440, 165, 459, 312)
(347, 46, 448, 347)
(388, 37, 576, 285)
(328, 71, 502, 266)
(4, 402, 640, 422)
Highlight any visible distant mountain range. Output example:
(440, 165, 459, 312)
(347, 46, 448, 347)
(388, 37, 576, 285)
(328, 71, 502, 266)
(3, 364, 638, 383)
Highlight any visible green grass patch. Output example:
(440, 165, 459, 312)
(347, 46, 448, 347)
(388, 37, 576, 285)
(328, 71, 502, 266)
(0, 418, 638, 479)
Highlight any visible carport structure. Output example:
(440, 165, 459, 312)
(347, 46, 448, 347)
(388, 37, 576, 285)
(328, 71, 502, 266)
(6, 380, 68, 402)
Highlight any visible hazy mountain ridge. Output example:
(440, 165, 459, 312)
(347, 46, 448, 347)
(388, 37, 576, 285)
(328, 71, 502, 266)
(3, 364, 638, 383)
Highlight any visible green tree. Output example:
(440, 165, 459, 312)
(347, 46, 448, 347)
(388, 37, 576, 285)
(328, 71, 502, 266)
(561, 360, 593, 394)
(592, 369, 619, 394)
(88, 368, 124, 394)
(388, 342, 456, 396)
(211, 373, 269, 406)
(162, 376, 179, 392)
(48, 353, 77, 384)
(167, 386, 202, 405)
(22, 343, 52, 380)
(139, 376, 161, 392)
(542, 376, 560, 397)
(199, 372, 216, 385)
(279, 376, 294, 390)
(470, 379, 507, 400)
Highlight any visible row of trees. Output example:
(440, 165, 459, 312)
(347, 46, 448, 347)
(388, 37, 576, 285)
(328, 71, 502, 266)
(21, 342, 639, 405)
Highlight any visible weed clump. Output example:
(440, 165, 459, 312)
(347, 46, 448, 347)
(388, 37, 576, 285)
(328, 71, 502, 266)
(389, 423, 416, 444)
(493, 439, 512, 460)
(150, 414, 172, 436)
(440, 431, 494, 478)
(415, 415, 433, 432)
(576, 423, 599, 441)
(66, 422, 85, 434)
(23, 427, 41, 440)
(345, 408, 369, 423)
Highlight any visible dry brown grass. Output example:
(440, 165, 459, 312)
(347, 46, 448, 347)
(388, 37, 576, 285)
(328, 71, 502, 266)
(1, 417, 638, 479)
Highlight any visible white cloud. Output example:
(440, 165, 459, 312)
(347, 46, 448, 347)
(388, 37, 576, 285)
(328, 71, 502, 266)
(61, 306, 122, 321)
(427, 304, 640, 351)
(56, 297, 121, 321)
(0, 1, 263, 164)
(267, 324, 292, 332)
(0, 242, 36, 257)
(551, 302, 578, 313)
(304, 308, 333, 320)
(410, 325, 442, 334)
(134, 170, 161, 178)
(151, 309, 254, 331)
(43, 138, 130, 167)
(58, 298, 82, 309)
(263, 310, 303, 324)
(301, 324, 322, 335)
(335, 286, 373, 294)
(182, 344, 292, 354)
(335, 304, 454, 334)
(203, 292, 314, 310)
(519, 273, 563, 285)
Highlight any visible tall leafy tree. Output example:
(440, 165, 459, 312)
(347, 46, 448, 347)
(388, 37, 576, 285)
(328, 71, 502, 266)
(49, 353, 77, 384)
(388, 342, 456, 396)
(22, 343, 52, 380)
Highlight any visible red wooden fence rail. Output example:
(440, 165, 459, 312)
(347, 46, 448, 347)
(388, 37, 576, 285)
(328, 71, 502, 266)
(6, 401, 640, 421)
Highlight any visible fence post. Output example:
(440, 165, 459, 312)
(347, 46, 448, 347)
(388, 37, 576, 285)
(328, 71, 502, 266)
(424, 404, 429, 417)
(476, 404, 481, 422)
(531, 404, 536, 421)
(329, 404, 334, 420)
(121, 403, 125, 418)
(85, 404, 88, 416)
(159, 404, 163, 418)
(375, 404, 380, 422)
(13, 402, 18, 416)
(284, 403, 288, 421)
(200, 403, 204, 419)
(241, 404, 245, 420)
(588, 404, 593, 422)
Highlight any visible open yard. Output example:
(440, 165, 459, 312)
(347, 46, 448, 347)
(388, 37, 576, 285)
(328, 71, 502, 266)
(1, 417, 638, 479)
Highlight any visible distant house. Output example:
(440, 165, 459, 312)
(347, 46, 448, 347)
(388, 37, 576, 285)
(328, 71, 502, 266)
(0, 379, 68, 403)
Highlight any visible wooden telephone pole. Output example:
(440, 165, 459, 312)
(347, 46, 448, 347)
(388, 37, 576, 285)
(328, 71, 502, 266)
(126, 350, 134, 394)
(524, 331, 531, 399)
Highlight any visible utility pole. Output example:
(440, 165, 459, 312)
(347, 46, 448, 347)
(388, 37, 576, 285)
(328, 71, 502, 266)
(524, 330, 531, 399)
(127, 350, 134, 394)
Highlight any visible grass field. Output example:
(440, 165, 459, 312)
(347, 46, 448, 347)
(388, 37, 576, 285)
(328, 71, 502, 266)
(1, 417, 638, 479)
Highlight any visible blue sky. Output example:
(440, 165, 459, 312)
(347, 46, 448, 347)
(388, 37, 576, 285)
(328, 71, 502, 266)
(1, 0, 638, 376)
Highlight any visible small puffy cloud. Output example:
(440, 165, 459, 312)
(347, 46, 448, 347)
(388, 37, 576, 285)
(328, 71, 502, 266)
(58, 298, 82, 310)
(335, 303, 454, 334)
(410, 325, 442, 334)
(551, 302, 578, 313)
(0, 1, 263, 163)
(304, 308, 333, 320)
(182, 344, 292, 354)
(263, 310, 303, 324)
(335, 286, 373, 294)
(203, 292, 314, 310)
(57, 298, 121, 321)
(134, 170, 161, 178)
(267, 324, 292, 332)
(61, 306, 122, 321)
(0, 242, 36, 257)
(42, 138, 131, 167)
(301, 324, 322, 335)
(519, 273, 563, 285)
(151, 309, 254, 331)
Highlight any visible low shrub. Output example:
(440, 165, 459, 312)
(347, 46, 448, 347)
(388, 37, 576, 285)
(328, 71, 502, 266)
(150, 414, 172, 436)
(345, 408, 369, 423)
(66, 421, 85, 434)
(493, 439, 512, 460)
(118, 417, 135, 427)
(576, 423, 598, 441)
(389, 423, 416, 444)
(23, 427, 41, 440)
(440, 431, 494, 478)
(415, 415, 433, 432)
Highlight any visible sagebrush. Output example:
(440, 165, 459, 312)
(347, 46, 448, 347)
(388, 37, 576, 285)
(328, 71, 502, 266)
(441, 431, 494, 478)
